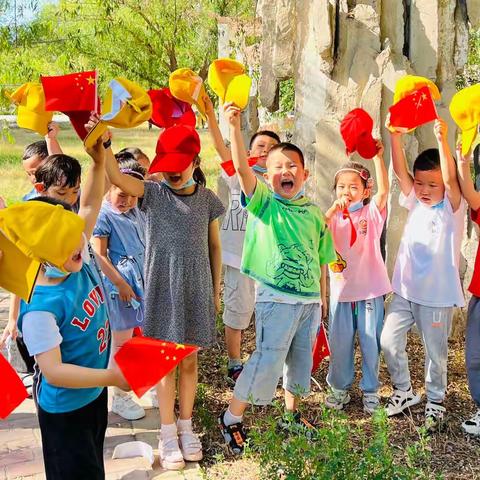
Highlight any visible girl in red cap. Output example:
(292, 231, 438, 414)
(101, 121, 225, 470)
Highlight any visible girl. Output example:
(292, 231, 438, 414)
(102, 122, 224, 470)
(92, 157, 147, 421)
(15, 138, 129, 480)
(324, 141, 391, 414)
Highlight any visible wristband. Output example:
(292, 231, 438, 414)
(103, 138, 112, 149)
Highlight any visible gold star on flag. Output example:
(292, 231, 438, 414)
(175, 344, 186, 350)
(86, 76, 95, 85)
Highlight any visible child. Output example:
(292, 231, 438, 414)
(101, 120, 225, 470)
(92, 157, 147, 421)
(325, 143, 391, 413)
(117, 147, 150, 171)
(218, 104, 336, 454)
(380, 118, 465, 430)
(204, 94, 281, 384)
(456, 144, 480, 434)
(17, 137, 129, 480)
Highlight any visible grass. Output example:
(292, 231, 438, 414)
(0, 123, 221, 205)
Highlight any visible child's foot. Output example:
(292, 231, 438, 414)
(386, 387, 421, 417)
(363, 393, 380, 414)
(158, 435, 185, 470)
(177, 419, 203, 462)
(111, 394, 146, 421)
(425, 401, 445, 432)
(218, 410, 247, 455)
(325, 389, 351, 410)
(462, 409, 480, 435)
(226, 364, 244, 386)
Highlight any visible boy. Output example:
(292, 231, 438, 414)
(204, 95, 280, 384)
(381, 118, 465, 430)
(218, 104, 336, 454)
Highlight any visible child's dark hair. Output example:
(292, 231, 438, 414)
(117, 147, 148, 162)
(34, 154, 81, 189)
(268, 142, 305, 166)
(334, 161, 372, 189)
(413, 148, 440, 173)
(28, 196, 73, 212)
(193, 156, 207, 187)
(117, 158, 146, 181)
(22, 140, 48, 161)
(115, 151, 136, 163)
(249, 130, 281, 149)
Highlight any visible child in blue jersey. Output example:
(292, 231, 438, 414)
(17, 137, 129, 480)
(92, 157, 147, 421)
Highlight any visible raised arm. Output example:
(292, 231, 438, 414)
(434, 118, 462, 212)
(457, 145, 480, 211)
(208, 219, 222, 314)
(372, 139, 389, 211)
(204, 94, 231, 162)
(45, 122, 63, 155)
(224, 104, 257, 197)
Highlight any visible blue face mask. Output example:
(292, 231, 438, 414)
(252, 165, 267, 174)
(348, 201, 364, 213)
(44, 265, 69, 279)
(162, 177, 196, 191)
(273, 188, 305, 203)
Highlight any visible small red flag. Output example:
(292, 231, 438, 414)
(0, 354, 28, 419)
(221, 157, 260, 177)
(312, 323, 330, 373)
(41, 71, 98, 112)
(114, 337, 199, 398)
(389, 86, 438, 130)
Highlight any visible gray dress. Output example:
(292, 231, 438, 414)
(140, 181, 225, 347)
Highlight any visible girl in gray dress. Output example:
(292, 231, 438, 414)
(104, 124, 225, 471)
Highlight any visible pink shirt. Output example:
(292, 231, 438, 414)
(328, 201, 392, 302)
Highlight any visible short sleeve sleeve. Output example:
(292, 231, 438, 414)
(398, 187, 417, 210)
(207, 189, 226, 222)
(318, 221, 337, 265)
(141, 181, 164, 213)
(240, 180, 271, 217)
(92, 209, 111, 238)
(22, 311, 62, 356)
(367, 200, 387, 237)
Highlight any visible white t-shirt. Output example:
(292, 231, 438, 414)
(392, 188, 466, 308)
(220, 171, 264, 269)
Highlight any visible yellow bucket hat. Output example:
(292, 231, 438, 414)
(84, 77, 153, 148)
(393, 75, 441, 104)
(208, 58, 252, 110)
(450, 84, 480, 156)
(6, 82, 53, 136)
(0, 201, 85, 302)
(169, 68, 207, 119)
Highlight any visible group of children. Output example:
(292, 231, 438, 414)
(1, 92, 480, 478)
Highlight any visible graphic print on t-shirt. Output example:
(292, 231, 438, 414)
(221, 192, 247, 232)
(329, 251, 347, 273)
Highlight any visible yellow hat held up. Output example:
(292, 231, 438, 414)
(393, 75, 441, 104)
(6, 82, 53, 136)
(84, 77, 152, 148)
(450, 84, 480, 156)
(208, 58, 252, 110)
(0, 201, 85, 302)
(169, 68, 207, 119)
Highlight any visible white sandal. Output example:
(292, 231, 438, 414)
(158, 436, 185, 470)
(425, 401, 446, 431)
(178, 429, 203, 462)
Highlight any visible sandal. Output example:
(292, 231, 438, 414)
(425, 401, 446, 432)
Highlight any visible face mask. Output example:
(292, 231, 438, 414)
(162, 177, 196, 191)
(273, 188, 305, 203)
(252, 165, 267, 174)
(44, 265, 69, 279)
(348, 201, 364, 213)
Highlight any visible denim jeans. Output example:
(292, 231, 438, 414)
(234, 302, 320, 405)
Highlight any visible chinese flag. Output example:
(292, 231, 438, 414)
(312, 323, 330, 373)
(0, 354, 28, 419)
(41, 71, 98, 112)
(63, 97, 101, 140)
(114, 337, 199, 398)
(221, 157, 259, 177)
(389, 86, 438, 130)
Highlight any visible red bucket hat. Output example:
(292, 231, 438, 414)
(148, 88, 196, 129)
(340, 108, 378, 159)
(149, 124, 201, 174)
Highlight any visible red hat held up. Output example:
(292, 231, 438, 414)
(340, 108, 378, 160)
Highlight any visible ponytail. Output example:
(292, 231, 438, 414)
(193, 156, 207, 187)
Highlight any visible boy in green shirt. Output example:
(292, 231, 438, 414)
(218, 104, 336, 454)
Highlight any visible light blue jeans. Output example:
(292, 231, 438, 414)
(327, 296, 384, 394)
(234, 302, 320, 405)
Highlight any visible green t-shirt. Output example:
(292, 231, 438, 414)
(241, 181, 336, 299)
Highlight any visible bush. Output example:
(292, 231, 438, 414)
(247, 404, 440, 480)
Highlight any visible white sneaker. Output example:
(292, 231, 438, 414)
(325, 389, 351, 410)
(386, 387, 421, 417)
(150, 388, 158, 408)
(425, 401, 446, 431)
(111, 394, 146, 421)
(158, 436, 185, 470)
(462, 409, 480, 435)
(363, 393, 380, 414)
(178, 429, 203, 462)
